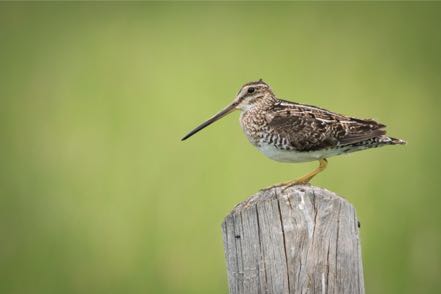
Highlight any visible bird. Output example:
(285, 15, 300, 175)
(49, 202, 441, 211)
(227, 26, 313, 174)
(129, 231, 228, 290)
(181, 79, 405, 187)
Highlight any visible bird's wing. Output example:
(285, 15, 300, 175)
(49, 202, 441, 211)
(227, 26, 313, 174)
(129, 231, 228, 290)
(266, 101, 386, 151)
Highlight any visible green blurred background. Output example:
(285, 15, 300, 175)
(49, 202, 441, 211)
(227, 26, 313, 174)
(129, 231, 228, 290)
(1, 2, 440, 294)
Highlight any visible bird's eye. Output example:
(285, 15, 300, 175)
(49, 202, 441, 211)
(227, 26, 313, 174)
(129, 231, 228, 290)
(247, 87, 255, 94)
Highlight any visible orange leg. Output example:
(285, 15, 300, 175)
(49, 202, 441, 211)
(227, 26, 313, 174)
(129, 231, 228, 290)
(284, 158, 328, 186)
(262, 158, 327, 190)
(261, 159, 328, 192)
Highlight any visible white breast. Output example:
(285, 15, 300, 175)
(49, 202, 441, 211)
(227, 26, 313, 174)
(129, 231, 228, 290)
(257, 143, 343, 163)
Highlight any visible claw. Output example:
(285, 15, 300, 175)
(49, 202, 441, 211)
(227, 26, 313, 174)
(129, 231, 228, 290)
(266, 158, 328, 192)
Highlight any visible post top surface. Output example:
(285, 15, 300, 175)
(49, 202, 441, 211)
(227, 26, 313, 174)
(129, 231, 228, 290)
(229, 184, 349, 216)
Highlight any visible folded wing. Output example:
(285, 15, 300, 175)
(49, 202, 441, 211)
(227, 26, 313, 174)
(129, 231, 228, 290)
(267, 102, 386, 151)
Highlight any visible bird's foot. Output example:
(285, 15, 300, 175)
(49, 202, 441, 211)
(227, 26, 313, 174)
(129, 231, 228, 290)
(260, 159, 328, 192)
(260, 179, 311, 192)
(280, 179, 312, 192)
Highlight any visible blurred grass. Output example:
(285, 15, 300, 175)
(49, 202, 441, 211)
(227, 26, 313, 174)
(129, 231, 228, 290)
(0, 2, 440, 294)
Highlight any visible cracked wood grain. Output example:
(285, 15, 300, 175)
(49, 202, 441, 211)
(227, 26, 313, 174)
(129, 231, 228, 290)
(222, 185, 364, 294)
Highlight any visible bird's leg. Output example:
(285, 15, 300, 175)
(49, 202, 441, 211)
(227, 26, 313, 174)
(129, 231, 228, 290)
(260, 159, 328, 192)
(281, 158, 328, 187)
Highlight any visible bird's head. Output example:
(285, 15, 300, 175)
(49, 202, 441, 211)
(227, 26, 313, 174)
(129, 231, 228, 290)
(181, 79, 275, 141)
(233, 79, 275, 111)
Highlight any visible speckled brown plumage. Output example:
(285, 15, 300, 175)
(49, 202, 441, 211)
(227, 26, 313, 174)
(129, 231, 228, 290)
(182, 79, 405, 185)
(237, 81, 404, 158)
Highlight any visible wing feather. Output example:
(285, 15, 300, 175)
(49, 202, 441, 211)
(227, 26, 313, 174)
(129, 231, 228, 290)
(267, 101, 386, 151)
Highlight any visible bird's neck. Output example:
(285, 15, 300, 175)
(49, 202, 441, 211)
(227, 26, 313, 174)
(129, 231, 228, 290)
(246, 95, 277, 112)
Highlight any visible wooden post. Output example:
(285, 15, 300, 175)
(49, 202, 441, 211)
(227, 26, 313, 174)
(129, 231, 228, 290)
(222, 185, 364, 294)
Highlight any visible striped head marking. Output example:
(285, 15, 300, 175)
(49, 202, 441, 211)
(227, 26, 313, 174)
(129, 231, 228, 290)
(181, 79, 274, 140)
(235, 79, 275, 110)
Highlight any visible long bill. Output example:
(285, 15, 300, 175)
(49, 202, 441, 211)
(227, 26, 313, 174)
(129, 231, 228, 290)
(181, 101, 238, 141)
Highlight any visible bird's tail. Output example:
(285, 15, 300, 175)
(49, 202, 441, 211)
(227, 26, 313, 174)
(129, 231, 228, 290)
(383, 136, 406, 145)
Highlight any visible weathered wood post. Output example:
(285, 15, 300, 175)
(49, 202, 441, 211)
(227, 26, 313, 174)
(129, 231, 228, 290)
(222, 185, 364, 294)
